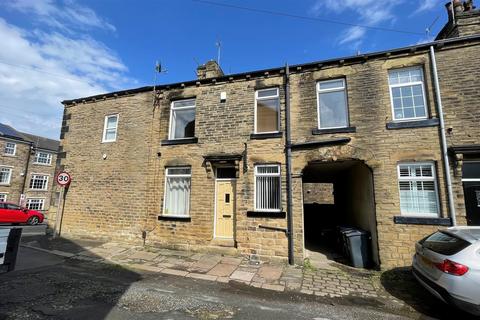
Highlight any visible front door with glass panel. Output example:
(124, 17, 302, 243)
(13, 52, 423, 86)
(463, 162, 480, 226)
(215, 168, 236, 238)
(464, 182, 480, 225)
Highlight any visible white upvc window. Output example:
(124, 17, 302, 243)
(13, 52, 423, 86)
(0, 167, 12, 185)
(4, 142, 16, 156)
(316, 79, 349, 129)
(34, 151, 52, 165)
(169, 99, 196, 140)
(254, 164, 281, 212)
(163, 167, 191, 217)
(388, 67, 428, 121)
(102, 114, 119, 142)
(398, 162, 440, 217)
(255, 88, 280, 133)
(29, 174, 49, 190)
(26, 198, 45, 210)
(0, 193, 7, 202)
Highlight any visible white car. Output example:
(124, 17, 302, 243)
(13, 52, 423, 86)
(412, 227, 480, 316)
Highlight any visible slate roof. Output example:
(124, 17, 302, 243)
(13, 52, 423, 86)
(0, 123, 59, 152)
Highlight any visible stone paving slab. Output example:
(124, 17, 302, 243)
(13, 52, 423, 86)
(207, 263, 237, 277)
(230, 270, 255, 282)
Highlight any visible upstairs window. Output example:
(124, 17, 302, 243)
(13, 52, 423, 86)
(255, 88, 280, 133)
(102, 114, 119, 142)
(398, 163, 439, 217)
(4, 142, 16, 155)
(169, 99, 196, 139)
(255, 164, 281, 212)
(388, 67, 427, 121)
(163, 167, 191, 217)
(34, 152, 52, 165)
(29, 174, 48, 190)
(0, 167, 12, 185)
(317, 79, 349, 129)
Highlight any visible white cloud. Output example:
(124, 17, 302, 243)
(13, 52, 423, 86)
(412, 0, 442, 15)
(310, 0, 404, 45)
(0, 1, 135, 139)
(6, 0, 115, 32)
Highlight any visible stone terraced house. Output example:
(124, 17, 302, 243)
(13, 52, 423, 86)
(0, 123, 59, 221)
(58, 8, 480, 269)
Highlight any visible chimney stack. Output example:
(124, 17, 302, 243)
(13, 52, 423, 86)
(196, 60, 224, 80)
(437, 0, 479, 39)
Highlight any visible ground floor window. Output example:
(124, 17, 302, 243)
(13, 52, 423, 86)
(255, 164, 281, 211)
(163, 167, 191, 217)
(398, 162, 439, 216)
(0, 193, 6, 202)
(26, 198, 45, 210)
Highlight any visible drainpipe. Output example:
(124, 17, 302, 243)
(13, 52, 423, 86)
(284, 63, 294, 265)
(20, 142, 33, 203)
(429, 46, 457, 226)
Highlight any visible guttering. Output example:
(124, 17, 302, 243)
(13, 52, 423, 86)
(429, 46, 457, 226)
(284, 63, 294, 265)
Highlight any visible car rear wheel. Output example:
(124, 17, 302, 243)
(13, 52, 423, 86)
(27, 216, 39, 225)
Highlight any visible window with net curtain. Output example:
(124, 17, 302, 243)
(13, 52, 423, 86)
(398, 163, 439, 217)
(169, 99, 196, 139)
(163, 167, 191, 217)
(255, 88, 279, 133)
(0, 167, 12, 184)
(317, 79, 349, 129)
(255, 164, 281, 211)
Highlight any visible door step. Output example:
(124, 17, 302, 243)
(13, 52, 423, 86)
(210, 238, 235, 248)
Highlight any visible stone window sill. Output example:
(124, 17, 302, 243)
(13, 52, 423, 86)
(393, 216, 452, 226)
(312, 126, 356, 135)
(158, 215, 191, 222)
(247, 211, 286, 219)
(161, 137, 198, 146)
(386, 118, 439, 130)
(250, 132, 283, 140)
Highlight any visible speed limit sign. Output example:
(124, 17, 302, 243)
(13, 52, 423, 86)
(56, 171, 71, 187)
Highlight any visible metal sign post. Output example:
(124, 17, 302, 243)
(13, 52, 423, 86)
(53, 172, 71, 239)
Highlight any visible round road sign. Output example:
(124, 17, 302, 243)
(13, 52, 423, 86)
(56, 172, 71, 186)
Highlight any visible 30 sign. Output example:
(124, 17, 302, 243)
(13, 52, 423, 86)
(56, 172, 71, 187)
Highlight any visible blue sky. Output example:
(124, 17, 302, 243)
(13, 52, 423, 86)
(0, 0, 448, 139)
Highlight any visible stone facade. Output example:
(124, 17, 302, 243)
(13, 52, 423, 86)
(59, 34, 480, 268)
(0, 125, 59, 225)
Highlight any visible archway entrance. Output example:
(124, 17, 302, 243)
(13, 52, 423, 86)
(302, 160, 379, 268)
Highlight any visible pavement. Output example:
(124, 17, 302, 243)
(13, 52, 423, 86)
(7, 234, 477, 319)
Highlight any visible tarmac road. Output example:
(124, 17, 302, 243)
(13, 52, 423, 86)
(0, 247, 414, 320)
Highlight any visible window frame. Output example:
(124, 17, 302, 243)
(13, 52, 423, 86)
(4, 142, 16, 156)
(168, 99, 196, 140)
(254, 88, 280, 134)
(102, 114, 119, 143)
(397, 162, 440, 217)
(29, 174, 49, 191)
(162, 166, 192, 218)
(34, 151, 52, 165)
(316, 78, 350, 130)
(0, 166, 12, 185)
(254, 164, 282, 212)
(388, 66, 428, 122)
(26, 198, 45, 211)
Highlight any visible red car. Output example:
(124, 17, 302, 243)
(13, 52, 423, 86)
(0, 202, 44, 225)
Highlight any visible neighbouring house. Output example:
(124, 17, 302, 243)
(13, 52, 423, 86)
(58, 5, 480, 269)
(0, 123, 60, 224)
